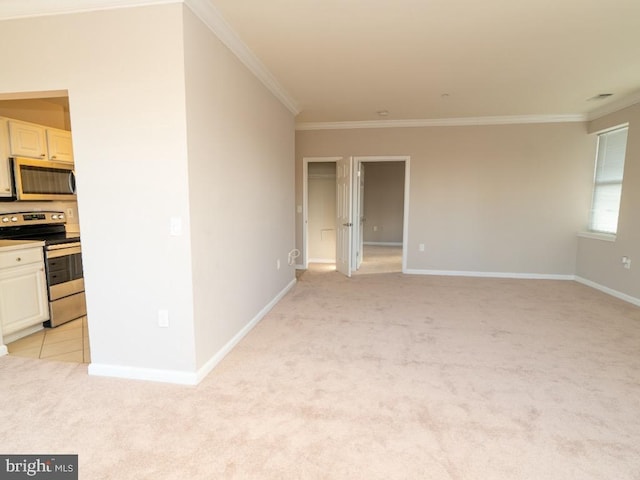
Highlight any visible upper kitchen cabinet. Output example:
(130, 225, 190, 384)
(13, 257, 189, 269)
(0, 118, 12, 197)
(7, 119, 74, 163)
(8, 119, 47, 159)
(46, 128, 74, 163)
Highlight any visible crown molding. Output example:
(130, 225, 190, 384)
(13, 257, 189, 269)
(0, 0, 300, 116)
(296, 114, 587, 131)
(586, 90, 640, 121)
(184, 0, 300, 115)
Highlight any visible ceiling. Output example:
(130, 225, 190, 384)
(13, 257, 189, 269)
(210, 0, 640, 123)
(1, 0, 638, 124)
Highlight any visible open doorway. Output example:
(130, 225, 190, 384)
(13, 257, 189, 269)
(302, 155, 409, 276)
(353, 161, 405, 274)
(302, 157, 341, 270)
(0, 92, 90, 364)
(352, 156, 409, 275)
(307, 161, 337, 264)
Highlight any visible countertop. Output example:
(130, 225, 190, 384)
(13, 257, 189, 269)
(0, 239, 45, 252)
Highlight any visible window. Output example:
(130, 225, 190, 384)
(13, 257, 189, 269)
(589, 125, 628, 234)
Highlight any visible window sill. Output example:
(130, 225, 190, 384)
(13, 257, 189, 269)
(577, 231, 616, 242)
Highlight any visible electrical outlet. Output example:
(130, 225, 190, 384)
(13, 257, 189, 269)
(419, 243, 425, 252)
(158, 309, 169, 328)
(277, 259, 281, 270)
(622, 256, 631, 269)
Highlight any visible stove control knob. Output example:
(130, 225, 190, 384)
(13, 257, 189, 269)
(52, 214, 58, 220)
(10, 217, 18, 222)
(59, 214, 65, 220)
(1, 217, 9, 223)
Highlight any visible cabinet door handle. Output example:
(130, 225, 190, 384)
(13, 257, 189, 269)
(51, 155, 57, 159)
(40, 154, 46, 157)
(16, 257, 21, 262)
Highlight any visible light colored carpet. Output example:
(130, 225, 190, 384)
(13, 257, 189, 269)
(1, 269, 640, 479)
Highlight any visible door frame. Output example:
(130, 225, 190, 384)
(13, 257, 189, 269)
(302, 155, 411, 274)
(302, 156, 342, 270)
(352, 156, 410, 273)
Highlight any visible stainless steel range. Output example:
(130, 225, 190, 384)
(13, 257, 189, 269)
(0, 211, 86, 327)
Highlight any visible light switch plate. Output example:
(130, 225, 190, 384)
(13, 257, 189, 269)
(170, 217, 182, 236)
(158, 309, 169, 328)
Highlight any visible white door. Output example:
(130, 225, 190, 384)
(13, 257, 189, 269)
(336, 156, 353, 277)
(352, 161, 365, 271)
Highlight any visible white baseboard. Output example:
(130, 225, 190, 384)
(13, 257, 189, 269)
(574, 276, 640, 307)
(194, 277, 297, 384)
(295, 264, 305, 270)
(0, 345, 7, 356)
(363, 242, 403, 246)
(404, 269, 575, 280)
(405, 269, 640, 306)
(308, 258, 335, 264)
(88, 363, 199, 385)
(89, 277, 298, 386)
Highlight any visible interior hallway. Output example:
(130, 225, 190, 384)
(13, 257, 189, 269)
(354, 245, 403, 275)
(304, 245, 403, 276)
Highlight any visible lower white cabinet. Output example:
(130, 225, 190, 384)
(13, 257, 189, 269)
(0, 245, 49, 341)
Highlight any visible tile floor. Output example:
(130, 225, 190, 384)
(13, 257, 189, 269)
(6, 317, 90, 364)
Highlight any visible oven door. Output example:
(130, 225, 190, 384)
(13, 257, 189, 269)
(45, 243, 86, 327)
(46, 244, 84, 300)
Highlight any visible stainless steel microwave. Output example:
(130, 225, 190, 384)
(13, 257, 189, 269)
(13, 157, 77, 201)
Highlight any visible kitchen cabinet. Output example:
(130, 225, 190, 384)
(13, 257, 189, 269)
(0, 118, 12, 198)
(0, 242, 49, 343)
(0, 117, 74, 200)
(8, 119, 48, 159)
(46, 127, 74, 163)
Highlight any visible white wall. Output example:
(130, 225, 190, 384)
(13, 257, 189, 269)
(576, 103, 640, 301)
(0, 4, 197, 375)
(296, 122, 595, 276)
(183, 7, 295, 370)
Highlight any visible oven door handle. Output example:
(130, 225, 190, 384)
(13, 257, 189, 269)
(47, 245, 82, 258)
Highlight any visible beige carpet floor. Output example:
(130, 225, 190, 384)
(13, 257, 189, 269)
(1, 269, 640, 479)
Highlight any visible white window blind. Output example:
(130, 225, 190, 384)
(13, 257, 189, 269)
(589, 126, 628, 234)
